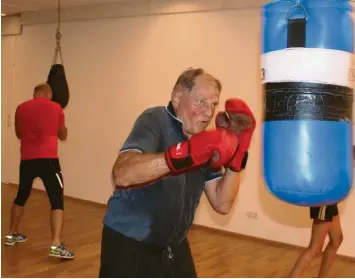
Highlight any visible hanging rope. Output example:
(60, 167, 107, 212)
(52, 0, 63, 65)
(47, 0, 69, 109)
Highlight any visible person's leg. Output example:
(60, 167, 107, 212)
(169, 238, 198, 278)
(99, 225, 131, 278)
(6, 161, 35, 246)
(99, 225, 166, 278)
(50, 209, 64, 247)
(40, 159, 74, 259)
(289, 207, 331, 277)
(317, 206, 343, 277)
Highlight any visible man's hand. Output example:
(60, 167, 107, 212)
(58, 125, 68, 141)
(165, 128, 239, 175)
(215, 98, 256, 172)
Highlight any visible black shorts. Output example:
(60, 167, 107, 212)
(310, 204, 339, 222)
(14, 158, 64, 210)
(99, 225, 197, 278)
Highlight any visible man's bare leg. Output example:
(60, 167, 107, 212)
(289, 220, 330, 277)
(50, 209, 64, 247)
(317, 215, 343, 278)
(9, 204, 25, 234)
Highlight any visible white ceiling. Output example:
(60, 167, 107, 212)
(2, 0, 355, 16)
(1, 0, 135, 15)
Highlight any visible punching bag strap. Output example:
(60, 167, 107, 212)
(52, 0, 63, 65)
(286, 0, 308, 48)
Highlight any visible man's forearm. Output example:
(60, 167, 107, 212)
(58, 126, 68, 141)
(15, 121, 21, 139)
(112, 152, 170, 187)
(15, 129, 22, 139)
(214, 169, 241, 214)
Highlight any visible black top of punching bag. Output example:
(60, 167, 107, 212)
(47, 63, 70, 109)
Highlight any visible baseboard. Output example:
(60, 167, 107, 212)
(3, 183, 354, 262)
(191, 224, 355, 263)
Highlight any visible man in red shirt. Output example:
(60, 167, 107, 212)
(5, 83, 75, 259)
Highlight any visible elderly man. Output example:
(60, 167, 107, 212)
(99, 68, 256, 277)
(5, 83, 74, 260)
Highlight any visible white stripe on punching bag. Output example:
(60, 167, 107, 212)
(262, 48, 352, 87)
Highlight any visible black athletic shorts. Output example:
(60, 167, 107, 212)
(310, 204, 338, 222)
(14, 158, 64, 210)
(99, 225, 198, 278)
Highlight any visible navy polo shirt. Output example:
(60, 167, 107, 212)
(103, 101, 223, 247)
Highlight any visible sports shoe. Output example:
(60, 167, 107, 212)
(5, 233, 27, 246)
(49, 242, 75, 259)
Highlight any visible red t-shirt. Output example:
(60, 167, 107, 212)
(15, 97, 65, 160)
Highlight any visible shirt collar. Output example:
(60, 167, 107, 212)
(165, 101, 184, 135)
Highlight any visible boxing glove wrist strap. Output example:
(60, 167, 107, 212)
(228, 151, 249, 172)
(165, 141, 195, 174)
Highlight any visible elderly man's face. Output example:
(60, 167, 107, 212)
(175, 75, 220, 137)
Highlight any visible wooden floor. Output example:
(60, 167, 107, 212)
(1, 184, 354, 278)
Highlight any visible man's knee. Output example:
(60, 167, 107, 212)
(49, 194, 64, 210)
(329, 232, 343, 249)
(13, 190, 31, 206)
(51, 204, 64, 210)
(46, 182, 64, 210)
(307, 242, 323, 256)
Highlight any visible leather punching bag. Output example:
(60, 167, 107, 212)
(47, 63, 69, 109)
(261, 0, 354, 206)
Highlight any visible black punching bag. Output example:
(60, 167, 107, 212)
(47, 63, 69, 109)
(48, 19, 69, 109)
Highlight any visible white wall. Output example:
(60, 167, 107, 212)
(2, 0, 355, 258)
(1, 35, 20, 184)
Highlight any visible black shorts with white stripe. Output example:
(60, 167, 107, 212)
(14, 158, 64, 210)
(310, 204, 339, 222)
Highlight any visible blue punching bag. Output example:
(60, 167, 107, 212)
(261, 0, 354, 206)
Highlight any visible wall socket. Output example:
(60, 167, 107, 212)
(246, 211, 258, 219)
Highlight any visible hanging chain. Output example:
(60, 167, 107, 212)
(286, 0, 308, 20)
(53, 0, 63, 65)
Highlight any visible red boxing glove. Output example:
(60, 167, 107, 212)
(215, 98, 256, 172)
(165, 128, 238, 175)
